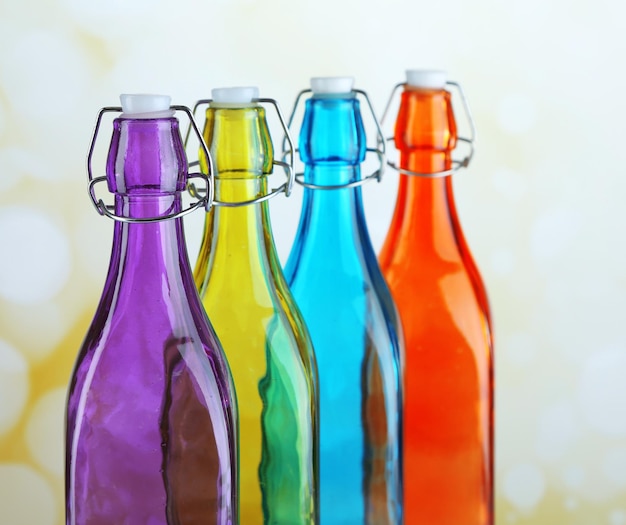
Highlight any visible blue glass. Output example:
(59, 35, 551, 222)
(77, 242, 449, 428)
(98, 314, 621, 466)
(284, 92, 403, 525)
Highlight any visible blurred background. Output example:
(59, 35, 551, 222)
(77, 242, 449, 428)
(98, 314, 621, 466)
(0, 0, 625, 523)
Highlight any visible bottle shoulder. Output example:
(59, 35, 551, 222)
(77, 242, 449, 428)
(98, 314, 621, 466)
(199, 265, 315, 354)
(383, 252, 483, 299)
(72, 310, 223, 370)
(287, 232, 389, 300)
(66, 309, 235, 443)
(287, 245, 401, 342)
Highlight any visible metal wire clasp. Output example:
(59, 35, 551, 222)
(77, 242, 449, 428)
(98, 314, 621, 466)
(184, 98, 295, 207)
(281, 88, 386, 191)
(380, 80, 476, 178)
(86, 105, 214, 223)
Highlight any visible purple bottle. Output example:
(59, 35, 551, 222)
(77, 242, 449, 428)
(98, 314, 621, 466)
(65, 94, 238, 525)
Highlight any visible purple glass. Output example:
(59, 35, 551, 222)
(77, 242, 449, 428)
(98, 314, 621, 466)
(65, 110, 238, 525)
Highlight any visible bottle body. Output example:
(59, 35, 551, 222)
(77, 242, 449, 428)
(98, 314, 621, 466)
(284, 94, 403, 525)
(194, 103, 318, 525)
(66, 115, 237, 525)
(379, 85, 493, 525)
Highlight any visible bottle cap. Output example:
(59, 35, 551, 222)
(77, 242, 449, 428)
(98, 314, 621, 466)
(211, 86, 259, 106)
(310, 76, 355, 95)
(120, 94, 174, 119)
(406, 69, 447, 89)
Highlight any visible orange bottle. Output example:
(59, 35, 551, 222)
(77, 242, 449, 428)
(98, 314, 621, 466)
(379, 70, 493, 525)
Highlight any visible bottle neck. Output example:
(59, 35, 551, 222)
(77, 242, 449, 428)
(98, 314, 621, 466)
(194, 176, 281, 300)
(107, 117, 187, 194)
(384, 153, 463, 267)
(195, 104, 282, 294)
(293, 94, 369, 254)
(98, 114, 198, 311)
(298, 165, 367, 249)
(106, 194, 195, 302)
(394, 174, 459, 254)
(212, 176, 273, 245)
(383, 87, 461, 259)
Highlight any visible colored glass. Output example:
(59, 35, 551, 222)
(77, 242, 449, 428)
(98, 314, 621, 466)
(379, 73, 494, 525)
(193, 90, 318, 525)
(283, 80, 403, 525)
(65, 98, 238, 525)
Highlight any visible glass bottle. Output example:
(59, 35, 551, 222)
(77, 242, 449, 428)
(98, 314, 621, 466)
(379, 70, 494, 525)
(283, 77, 403, 525)
(192, 87, 318, 525)
(65, 95, 238, 525)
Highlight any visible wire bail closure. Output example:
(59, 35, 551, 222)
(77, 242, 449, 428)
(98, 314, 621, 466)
(184, 98, 295, 208)
(380, 80, 476, 178)
(86, 105, 214, 223)
(281, 89, 386, 191)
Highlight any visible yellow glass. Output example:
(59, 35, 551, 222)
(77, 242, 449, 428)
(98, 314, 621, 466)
(194, 103, 318, 525)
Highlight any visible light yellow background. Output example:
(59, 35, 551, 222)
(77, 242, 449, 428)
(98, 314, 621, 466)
(0, 0, 624, 523)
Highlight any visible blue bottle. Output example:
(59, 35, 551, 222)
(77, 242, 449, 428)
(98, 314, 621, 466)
(283, 77, 403, 525)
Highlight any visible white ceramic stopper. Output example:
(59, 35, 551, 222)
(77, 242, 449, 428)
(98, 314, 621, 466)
(406, 70, 447, 89)
(310, 76, 355, 95)
(120, 94, 172, 117)
(211, 86, 259, 105)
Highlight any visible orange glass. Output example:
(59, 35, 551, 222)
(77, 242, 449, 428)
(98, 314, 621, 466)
(379, 86, 494, 525)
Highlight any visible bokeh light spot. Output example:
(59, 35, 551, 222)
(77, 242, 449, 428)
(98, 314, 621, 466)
(0, 206, 71, 304)
(503, 463, 546, 512)
(0, 464, 56, 525)
(0, 339, 29, 436)
(25, 387, 66, 477)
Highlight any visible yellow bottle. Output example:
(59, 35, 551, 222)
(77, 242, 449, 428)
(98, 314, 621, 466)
(193, 86, 318, 525)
